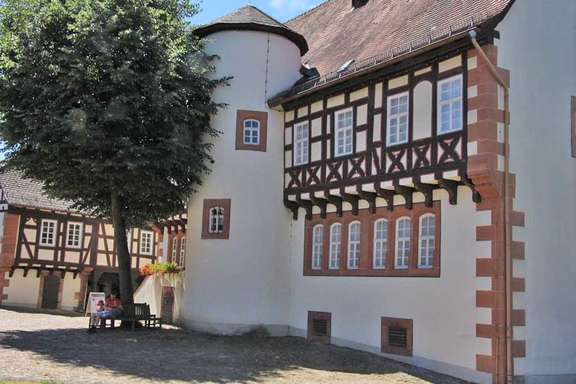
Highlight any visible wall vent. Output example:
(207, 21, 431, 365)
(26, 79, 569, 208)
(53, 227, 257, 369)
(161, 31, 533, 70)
(381, 317, 413, 356)
(308, 311, 331, 344)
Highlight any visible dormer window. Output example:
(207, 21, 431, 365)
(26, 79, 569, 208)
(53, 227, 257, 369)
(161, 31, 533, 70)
(236, 110, 267, 152)
(243, 119, 260, 145)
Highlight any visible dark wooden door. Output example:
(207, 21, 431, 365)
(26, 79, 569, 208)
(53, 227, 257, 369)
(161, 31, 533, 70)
(41, 275, 60, 309)
(161, 287, 174, 324)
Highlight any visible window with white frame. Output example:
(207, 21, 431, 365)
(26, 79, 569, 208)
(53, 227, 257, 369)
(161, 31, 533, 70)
(66, 222, 82, 248)
(294, 122, 309, 166)
(312, 225, 323, 270)
(419, 215, 435, 268)
(179, 237, 186, 267)
(347, 222, 361, 269)
(140, 231, 154, 256)
(438, 75, 463, 134)
(243, 119, 260, 145)
(329, 223, 342, 269)
(387, 92, 409, 146)
(373, 219, 388, 269)
(171, 238, 179, 261)
(395, 218, 411, 269)
(209, 207, 225, 234)
(40, 220, 57, 246)
(335, 108, 354, 156)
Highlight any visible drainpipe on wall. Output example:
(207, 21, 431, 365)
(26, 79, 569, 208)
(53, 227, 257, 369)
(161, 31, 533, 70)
(469, 30, 513, 384)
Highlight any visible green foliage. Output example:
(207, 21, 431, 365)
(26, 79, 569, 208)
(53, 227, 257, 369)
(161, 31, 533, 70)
(0, 0, 225, 226)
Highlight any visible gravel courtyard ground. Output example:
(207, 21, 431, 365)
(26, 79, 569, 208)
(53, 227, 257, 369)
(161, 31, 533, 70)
(0, 307, 470, 384)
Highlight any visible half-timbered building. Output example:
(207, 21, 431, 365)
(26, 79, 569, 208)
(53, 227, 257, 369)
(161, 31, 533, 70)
(181, 1, 576, 383)
(0, 170, 160, 311)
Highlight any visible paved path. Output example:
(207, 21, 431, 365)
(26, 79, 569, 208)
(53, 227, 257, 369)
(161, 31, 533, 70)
(0, 307, 470, 384)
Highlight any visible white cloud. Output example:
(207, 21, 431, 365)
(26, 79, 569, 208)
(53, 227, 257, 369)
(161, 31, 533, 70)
(269, 0, 321, 17)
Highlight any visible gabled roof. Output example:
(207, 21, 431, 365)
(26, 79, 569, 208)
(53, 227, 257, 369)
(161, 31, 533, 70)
(195, 5, 309, 56)
(0, 170, 74, 213)
(287, 0, 514, 77)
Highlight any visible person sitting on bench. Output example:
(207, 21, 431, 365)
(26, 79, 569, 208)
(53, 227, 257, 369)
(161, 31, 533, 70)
(105, 293, 123, 317)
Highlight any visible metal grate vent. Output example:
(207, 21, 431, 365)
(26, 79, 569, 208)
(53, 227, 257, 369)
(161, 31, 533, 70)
(388, 327, 408, 348)
(312, 318, 329, 337)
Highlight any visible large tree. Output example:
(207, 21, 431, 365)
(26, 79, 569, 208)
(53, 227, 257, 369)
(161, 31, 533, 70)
(0, 0, 223, 306)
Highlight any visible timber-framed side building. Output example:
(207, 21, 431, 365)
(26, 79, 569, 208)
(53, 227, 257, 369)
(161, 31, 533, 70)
(182, 1, 576, 384)
(0, 170, 173, 311)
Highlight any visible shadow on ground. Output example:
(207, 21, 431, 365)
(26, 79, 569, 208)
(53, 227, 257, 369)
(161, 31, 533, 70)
(0, 308, 469, 384)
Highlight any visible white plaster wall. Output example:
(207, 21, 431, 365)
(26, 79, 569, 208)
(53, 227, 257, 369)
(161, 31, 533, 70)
(3, 269, 39, 308)
(182, 30, 301, 334)
(60, 274, 80, 311)
(134, 275, 184, 323)
(287, 189, 493, 384)
(496, 0, 576, 378)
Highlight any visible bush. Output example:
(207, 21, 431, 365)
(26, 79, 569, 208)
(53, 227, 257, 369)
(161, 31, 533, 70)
(140, 262, 180, 276)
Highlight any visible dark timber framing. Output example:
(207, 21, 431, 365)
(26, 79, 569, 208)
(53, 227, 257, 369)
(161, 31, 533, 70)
(283, 40, 482, 220)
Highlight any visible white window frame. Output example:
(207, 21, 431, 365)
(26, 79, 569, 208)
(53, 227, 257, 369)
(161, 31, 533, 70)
(334, 108, 354, 157)
(395, 217, 411, 269)
(39, 219, 57, 247)
(311, 225, 323, 270)
(179, 237, 186, 267)
(208, 206, 225, 234)
(66, 222, 83, 249)
(329, 223, 342, 270)
(387, 92, 410, 146)
(373, 219, 388, 269)
(418, 214, 436, 269)
(437, 74, 463, 135)
(139, 230, 154, 256)
(171, 238, 179, 260)
(347, 222, 361, 269)
(294, 121, 310, 166)
(243, 119, 260, 145)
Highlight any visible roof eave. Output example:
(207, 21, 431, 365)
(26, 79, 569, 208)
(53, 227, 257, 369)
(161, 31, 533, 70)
(194, 23, 309, 56)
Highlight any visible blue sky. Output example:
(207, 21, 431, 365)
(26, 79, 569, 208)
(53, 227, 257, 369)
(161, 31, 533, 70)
(190, 0, 324, 25)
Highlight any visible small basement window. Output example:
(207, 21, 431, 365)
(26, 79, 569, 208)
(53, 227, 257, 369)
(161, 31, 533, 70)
(307, 311, 331, 344)
(381, 317, 413, 356)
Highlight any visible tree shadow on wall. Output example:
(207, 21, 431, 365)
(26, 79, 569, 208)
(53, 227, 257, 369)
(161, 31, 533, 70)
(0, 323, 470, 383)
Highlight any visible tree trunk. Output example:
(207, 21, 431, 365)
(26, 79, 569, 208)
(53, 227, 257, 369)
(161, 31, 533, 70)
(110, 191, 134, 307)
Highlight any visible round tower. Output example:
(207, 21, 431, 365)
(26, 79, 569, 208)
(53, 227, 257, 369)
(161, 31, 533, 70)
(182, 6, 307, 335)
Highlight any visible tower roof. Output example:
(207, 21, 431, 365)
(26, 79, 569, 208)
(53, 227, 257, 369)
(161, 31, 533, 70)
(194, 6, 309, 56)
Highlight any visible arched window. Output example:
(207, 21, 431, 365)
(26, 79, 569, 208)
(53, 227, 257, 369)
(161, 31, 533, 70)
(347, 222, 361, 269)
(209, 207, 225, 234)
(395, 217, 411, 269)
(243, 119, 260, 145)
(373, 219, 388, 269)
(329, 223, 342, 270)
(312, 225, 323, 270)
(419, 214, 435, 268)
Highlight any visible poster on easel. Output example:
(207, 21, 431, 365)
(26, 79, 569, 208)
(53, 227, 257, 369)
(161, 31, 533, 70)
(85, 292, 106, 315)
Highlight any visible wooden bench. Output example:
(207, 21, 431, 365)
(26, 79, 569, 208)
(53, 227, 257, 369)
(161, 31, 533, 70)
(90, 303, 162, 331)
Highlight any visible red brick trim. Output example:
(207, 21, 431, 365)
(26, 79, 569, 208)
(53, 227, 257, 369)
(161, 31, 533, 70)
(236, 110, 268, 152)
(468, 45, 526, 384)
(0, 213, 21, 305)
(307, 311, 331, 344)
(304, 202, 441, 277)
(381, 317, 413, 357)
(201, 199, 231, 240)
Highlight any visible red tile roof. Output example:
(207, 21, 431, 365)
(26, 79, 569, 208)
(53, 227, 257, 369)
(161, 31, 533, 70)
(287, 0, 514, 77)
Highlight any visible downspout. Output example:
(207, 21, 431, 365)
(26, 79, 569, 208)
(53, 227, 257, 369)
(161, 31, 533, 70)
(469, 31, 513, 383)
